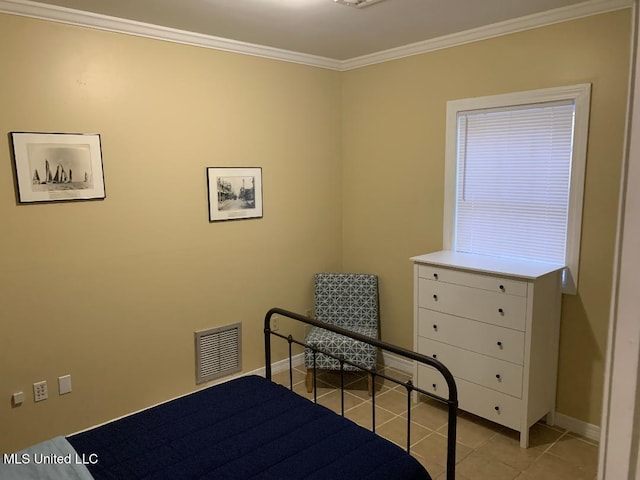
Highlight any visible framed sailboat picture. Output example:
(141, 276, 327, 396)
(10, 132, 106, 203)
(207, 167, 263, 222)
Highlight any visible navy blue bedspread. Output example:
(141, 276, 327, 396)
(68, 375, 431, 480)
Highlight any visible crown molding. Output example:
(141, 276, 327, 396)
(0, 0, 634, 72)
(339, 0, 634, 70)
(0, 0, 343, 70)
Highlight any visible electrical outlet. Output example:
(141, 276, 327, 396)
(271, 315, 279, 331)
(33, 381, 48, 402)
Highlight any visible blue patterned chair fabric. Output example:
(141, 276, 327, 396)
(304, 273, 379, 379)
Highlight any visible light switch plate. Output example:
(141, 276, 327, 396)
(58, 375, 72, 395)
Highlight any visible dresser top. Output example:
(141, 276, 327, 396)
(410, 250, 564, 280)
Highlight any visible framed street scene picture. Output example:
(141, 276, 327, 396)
(207, 167, 263, 222)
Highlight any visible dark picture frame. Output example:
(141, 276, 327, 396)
(207, 167, 263, 222)
(10, 132, 106, 203)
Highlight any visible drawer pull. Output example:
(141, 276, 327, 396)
(433, 273, 438, 280)
(498, 308, 504, 315)
(432, 324, 438, 331)
(494, 406, 500, 412)
(499, 284, 505, 292)
(497, 341, 503, 348)
(432, 354, 437, 359)
(496, 374, 502, 380)
(433, 294, 438, 301)
(432, 383, 437, 389)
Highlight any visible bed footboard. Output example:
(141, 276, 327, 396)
(264, 307, 458, 480)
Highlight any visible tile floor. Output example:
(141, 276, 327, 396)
(270, 366, 599, 480)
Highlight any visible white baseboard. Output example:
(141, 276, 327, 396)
(246, 352, 305, 378)
(272, 353, 305, 374)
(553, 412, 601, 443)
(382, 351, 415, 373)
(381, 352, 601, 443)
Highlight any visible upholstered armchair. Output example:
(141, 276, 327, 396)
(304, 273, 379, 395)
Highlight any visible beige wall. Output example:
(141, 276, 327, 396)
(0, 14, 342, 452)
(0, 7, 631, 453)
(341, 10, 631, 426)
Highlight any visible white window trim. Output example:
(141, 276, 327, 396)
(443, 84, 591, 294)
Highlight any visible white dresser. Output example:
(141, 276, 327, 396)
(411, 250, 563, 448)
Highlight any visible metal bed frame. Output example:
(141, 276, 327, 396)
(264, 307, 458, 480)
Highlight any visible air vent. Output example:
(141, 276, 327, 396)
(195, 323, 242, 384)
(334, 0, 386, 8)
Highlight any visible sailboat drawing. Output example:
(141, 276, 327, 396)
(32, 158, 91, 190)
(14, 132, 104, 202)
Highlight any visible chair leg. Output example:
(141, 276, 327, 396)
(368, 373, 373, 396)
(305, 369, 314, 393)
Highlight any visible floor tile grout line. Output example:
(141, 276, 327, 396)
(282, 370, 600, 478)
(297, 381, 443, 446)
(539, 429, 569, 455)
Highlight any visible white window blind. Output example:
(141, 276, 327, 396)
(455, 101, 575, 265)
(444, 85, 590, 293)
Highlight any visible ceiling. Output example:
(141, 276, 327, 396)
(12, 0, 601, 61)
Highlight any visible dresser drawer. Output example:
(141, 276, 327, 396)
(416, 363, 451, 398)
(417, 366, 521, 431)
(418, 337, 523, 398)
(417, 264, 527, 297)
(418, 309, 525, 365)
(418, 278, 527, 331)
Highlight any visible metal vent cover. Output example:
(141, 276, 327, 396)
(195, 323, 242, 384)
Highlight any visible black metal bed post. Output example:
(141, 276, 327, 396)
(446, 401, 456, 480)
(371, 368, 377, 433)
(312, 351, 318, 403)
(339, 359, 345, 416)
(264, 318, 272, 381)
(288, 335, 294, 390)
(406, 381, 413, 453)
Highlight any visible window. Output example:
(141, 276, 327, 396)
(443, 85, 591, 293)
